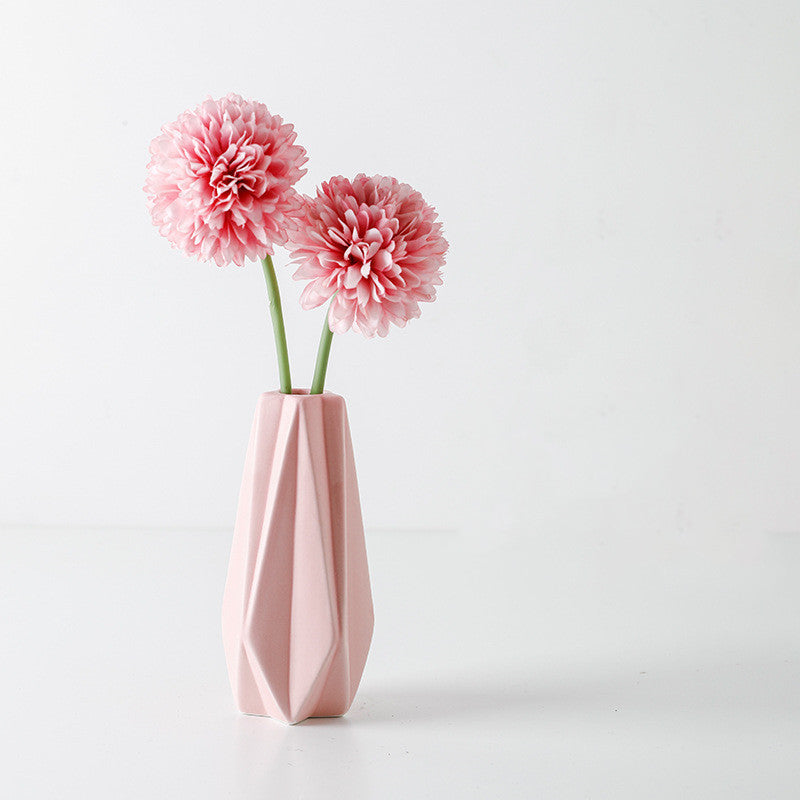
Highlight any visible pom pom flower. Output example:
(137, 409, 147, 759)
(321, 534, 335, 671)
(287, 174, 448, 338)
(145, 96, 448, 395)
(145, 94, 307, 267)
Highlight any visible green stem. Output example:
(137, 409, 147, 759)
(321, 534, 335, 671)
(310, 306, 334, 395)
(261, 255, 292, 394)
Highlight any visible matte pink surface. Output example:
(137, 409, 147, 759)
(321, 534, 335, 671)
(222, 391, 374, 724)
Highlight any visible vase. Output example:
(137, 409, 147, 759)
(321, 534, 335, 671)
(222, 390, 374, 724)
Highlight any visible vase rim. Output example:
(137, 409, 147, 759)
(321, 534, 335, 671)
(260, 389, 342, 400)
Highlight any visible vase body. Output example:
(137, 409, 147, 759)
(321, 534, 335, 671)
(222, 390, 374, 724)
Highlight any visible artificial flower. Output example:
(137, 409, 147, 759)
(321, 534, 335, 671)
(287, 174, 447, 337)
(145, 94, 307, 266)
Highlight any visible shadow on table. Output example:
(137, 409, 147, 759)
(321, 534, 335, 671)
(351, 653, 800, 724)
(351, 671, 555, 724)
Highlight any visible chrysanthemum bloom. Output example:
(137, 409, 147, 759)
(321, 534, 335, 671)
(287, 174, 448, 337)
(145, 94, 307, 266)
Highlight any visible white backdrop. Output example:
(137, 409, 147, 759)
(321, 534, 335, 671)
(1, 0, 798, 543)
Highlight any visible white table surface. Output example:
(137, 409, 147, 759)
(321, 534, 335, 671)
(1, 525, 798, 799)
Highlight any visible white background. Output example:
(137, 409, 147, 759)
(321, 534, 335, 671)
(1, 1, 799, 797)
(2, 0, 797, 539)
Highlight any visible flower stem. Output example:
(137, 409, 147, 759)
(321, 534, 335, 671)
(261, 255, 292, 394)
(310, 306, 334, 395)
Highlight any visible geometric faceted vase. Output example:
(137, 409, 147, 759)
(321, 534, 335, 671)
(222, 390, 374, 724)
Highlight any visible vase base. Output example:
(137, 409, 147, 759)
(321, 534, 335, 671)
(239, 708, 347, 725)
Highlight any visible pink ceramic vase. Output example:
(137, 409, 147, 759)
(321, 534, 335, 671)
(222, 390, 374, 724)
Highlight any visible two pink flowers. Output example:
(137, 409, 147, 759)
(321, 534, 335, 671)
(145, 94, 448, 393)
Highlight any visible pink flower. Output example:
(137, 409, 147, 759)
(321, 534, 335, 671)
(287, 175, 448, 337)
(145, 94, 307, 267)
